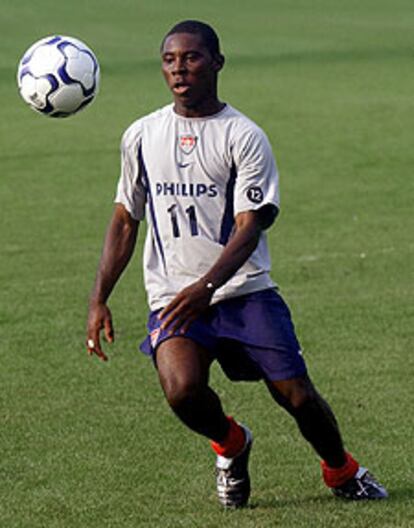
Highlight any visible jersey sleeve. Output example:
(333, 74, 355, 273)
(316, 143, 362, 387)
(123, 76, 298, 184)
(232, 126, 280, 216)
(114, 123, 146, 221)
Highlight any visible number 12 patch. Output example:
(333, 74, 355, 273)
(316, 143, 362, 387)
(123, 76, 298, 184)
(246, 186, 264, 204)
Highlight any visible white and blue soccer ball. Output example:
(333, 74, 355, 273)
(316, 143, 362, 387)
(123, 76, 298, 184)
(17, 35, 100, 118)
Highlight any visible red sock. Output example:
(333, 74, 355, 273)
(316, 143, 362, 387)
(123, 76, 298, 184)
(321, 452, 359, 488)
(210, 417, 245, 458)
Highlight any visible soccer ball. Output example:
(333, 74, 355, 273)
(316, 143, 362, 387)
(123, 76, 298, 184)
(17, 35, 100, 118)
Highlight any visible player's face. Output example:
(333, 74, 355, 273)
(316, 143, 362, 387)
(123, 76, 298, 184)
(161, 33, 223, 114)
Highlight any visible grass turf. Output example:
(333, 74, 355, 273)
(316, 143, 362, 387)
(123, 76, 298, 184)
(1, 1, 413, 526)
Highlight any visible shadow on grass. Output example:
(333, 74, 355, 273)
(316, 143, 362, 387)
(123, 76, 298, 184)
(386, 486, 414, 502)
(248, 485, 414, 510)
(249, 493, 333, 510)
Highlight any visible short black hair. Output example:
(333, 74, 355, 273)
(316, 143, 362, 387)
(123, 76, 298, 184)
(161, 20, 221, 56)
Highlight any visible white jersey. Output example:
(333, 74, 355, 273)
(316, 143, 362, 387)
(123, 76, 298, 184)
(115, 103, 280, 311)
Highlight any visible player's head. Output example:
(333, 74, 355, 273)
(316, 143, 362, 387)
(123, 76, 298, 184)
(161, 20, 222, 58)
(161, 20, 225, 112)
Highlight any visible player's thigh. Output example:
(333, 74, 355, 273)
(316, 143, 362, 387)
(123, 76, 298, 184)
(155, 337, 214, 399)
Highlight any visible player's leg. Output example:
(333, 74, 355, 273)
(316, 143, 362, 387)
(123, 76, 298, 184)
(266, 375, 346, 467)
(266, 375, 387, 499)
(156, 336, 229, 442)
(156, 336, 253, 507)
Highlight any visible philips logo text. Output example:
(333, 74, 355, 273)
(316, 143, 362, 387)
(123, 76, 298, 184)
(155, 182, 218, 198)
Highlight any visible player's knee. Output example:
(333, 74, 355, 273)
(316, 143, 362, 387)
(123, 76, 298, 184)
(289, 386, 316, 411)
(162, 375, 202, 411)
(271, 377, 316, 412)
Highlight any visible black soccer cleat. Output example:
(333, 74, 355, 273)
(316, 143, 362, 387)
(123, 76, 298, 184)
(332, 467, 388, 500)
(215, 425, 253, 508)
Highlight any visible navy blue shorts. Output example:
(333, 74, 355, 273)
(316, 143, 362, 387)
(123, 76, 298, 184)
(140, 289, 307, 382)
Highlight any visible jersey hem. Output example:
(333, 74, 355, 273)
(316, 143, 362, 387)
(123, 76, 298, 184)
(148, 281, 278, 312)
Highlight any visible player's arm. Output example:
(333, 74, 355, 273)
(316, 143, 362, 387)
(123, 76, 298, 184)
(202, 203, 278, 288)
(86, 203, 139, 361)
(159, 204, 278, 332)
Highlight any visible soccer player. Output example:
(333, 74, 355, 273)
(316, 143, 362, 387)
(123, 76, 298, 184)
(86, 20, 387, 507)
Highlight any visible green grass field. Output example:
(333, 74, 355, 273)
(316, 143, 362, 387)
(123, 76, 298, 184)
(1, 1, 413, 526)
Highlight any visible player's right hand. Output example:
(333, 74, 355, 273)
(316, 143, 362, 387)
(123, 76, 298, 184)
(86, 302, 114, 361)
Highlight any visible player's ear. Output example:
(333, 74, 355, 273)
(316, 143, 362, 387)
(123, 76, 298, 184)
(212, 53, 225, 72)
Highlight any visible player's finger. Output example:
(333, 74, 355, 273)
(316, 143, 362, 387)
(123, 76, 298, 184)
(166, 318, 185, 334)
(165, 307, 195, 334)
(179, 315, 196, 334)
(160, 305, 186, 331)
(86, 335, 108, 361)
(104, 317, 115, 343)
(158, 295, 182, 320)
(94, 345, 108, 361)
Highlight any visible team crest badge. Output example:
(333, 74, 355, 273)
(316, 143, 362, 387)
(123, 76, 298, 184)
(150, 328, 161, 347)
(179, 134, 198, 154)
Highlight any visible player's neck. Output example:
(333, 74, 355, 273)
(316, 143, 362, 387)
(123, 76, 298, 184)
(173, 98, 226, 118)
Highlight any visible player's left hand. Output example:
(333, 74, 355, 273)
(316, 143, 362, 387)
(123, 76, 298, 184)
(158, 279, 214, 334)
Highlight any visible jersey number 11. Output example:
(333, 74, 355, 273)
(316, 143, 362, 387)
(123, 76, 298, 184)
(167, 204, 199, 238)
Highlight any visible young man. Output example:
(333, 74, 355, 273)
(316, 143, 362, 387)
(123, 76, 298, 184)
(86, 20, 387, 508)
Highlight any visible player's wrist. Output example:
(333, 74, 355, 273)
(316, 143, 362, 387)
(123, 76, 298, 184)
(88, 293, 108, 308)
(200, 276, 217, 293)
